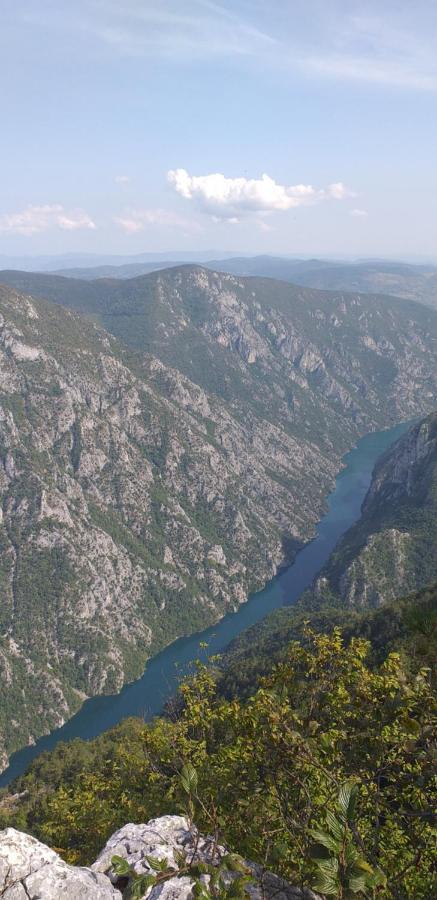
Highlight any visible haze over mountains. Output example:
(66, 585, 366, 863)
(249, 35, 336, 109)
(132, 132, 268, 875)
(3, 254, 436, 311)
(1, 264, 437, 771)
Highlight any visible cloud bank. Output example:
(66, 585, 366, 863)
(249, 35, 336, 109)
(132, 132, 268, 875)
(168, 169, 352, 220)
(0, 204, 96, 236)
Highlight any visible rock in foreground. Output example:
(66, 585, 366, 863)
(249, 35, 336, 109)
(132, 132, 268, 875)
(0, 827, 119, 898)
(0, 815, 320, 899)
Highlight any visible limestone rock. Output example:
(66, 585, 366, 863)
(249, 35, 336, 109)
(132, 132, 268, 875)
(0, 817, 321, 900)
(0, 827, 119, 898)
(94, 815, 320, 900)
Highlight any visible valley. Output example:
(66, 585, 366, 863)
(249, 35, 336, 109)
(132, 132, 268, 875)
(1, 266, 436, 773)
(0, 418, 409, 786)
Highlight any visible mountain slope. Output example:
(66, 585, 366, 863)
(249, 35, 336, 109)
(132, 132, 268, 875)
(310, 412, 437, 607)
(0, 284, 340, 771)
(11, 254, 437, 309)
(1, 266, 437, 447)
(39, 255, 437, 315)
(216, 413, 437, 698)
(204, 258, 437, 311)
(1, 270, 437, 771)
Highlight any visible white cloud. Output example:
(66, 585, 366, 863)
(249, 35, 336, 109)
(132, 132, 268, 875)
(327, 182, 352, 200)
(114, 174, 131, 184)
(114, 207, 200, 233)
(0, 204, 96, 236)
(168, 169, 352, 220)
(350, 208, 368, 217)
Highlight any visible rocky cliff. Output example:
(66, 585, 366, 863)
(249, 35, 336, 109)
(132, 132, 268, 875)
(1, 266, 437, 441)
(0, 285, 337, 771)
(311, 412, 437, 607)
(1, 268, 437, 771)
(0, 815, 319, 899)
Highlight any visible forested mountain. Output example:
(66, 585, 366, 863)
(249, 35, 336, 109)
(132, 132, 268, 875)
(0, 269, 437, 771)
(32, 256, 437, 312)
(0, 284, 337, 772)
(1, 265, 436, 435)
(204, 258, 437, 310)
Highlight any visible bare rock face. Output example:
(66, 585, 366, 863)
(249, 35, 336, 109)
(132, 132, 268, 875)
(93, 815, 320, 900)
(310, 412, 437, 608)
(0, 817, 320, 900)
(0, 827, 119, 898)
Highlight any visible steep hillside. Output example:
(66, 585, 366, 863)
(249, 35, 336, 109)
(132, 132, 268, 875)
(0, 285, 341, 772)
(219, 581, 437, 700)
(1, 266, 437, 448)
(308, 412, 437, 607)
(206, 258, 437, 311)
(1, 270, 437, 772)
(42, 256, 437, 315)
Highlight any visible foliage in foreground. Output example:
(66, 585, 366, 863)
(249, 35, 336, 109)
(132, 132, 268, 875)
(1, 628, 435, 899)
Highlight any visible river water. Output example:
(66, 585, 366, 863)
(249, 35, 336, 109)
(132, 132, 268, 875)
(0, 421, 410, 786)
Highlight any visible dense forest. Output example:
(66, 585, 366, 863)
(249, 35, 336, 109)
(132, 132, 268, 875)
(1, 583, 435, 899)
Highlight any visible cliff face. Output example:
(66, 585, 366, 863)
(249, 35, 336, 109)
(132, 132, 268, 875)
(2, 266, 437, 444)
(0, 285, 336, 771)
(312, 413, 437, 607)
(0, 268, 437, 771)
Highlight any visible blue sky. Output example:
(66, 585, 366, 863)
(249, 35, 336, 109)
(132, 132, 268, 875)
(1, 0, 437, 259)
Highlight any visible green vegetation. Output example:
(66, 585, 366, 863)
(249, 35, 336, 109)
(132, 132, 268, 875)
(0, 587, 435, 898)
(219, 583, 437, 699)
(2, 265, 437, 451)
(304, 413, 437, 610)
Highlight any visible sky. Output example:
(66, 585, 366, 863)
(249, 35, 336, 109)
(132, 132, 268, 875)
(1, 0, 437, 260)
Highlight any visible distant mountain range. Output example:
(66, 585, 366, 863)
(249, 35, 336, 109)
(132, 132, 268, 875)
(1, 265, 436, 770)
(4, 254, 433, 312)
(2, 253, 437, 312)
(0, 250, 243, 272)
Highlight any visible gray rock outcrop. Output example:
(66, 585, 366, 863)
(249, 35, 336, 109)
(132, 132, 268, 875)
(0, 816, 320, 900)
(0, 827, 119, 898)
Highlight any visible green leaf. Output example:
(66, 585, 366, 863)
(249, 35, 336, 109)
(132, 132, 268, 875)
(223, 854, 249, 873)
(191, 862, 210, 875)
(312, 873, 339, 896)
(145, 855, 167, 871)
(325, 809, 345, 842)
(137, 875, 157, 891)
(354, 857, 374, 875)
(348, 874, 368, 893)
(180, 763, 198, 795)
(111, 855, 130, 875)
(403, 716, 421, 736)
(338, 780, 358, 821)
(316, 857, 339, 876)
(309, 828, 340, 854)
(174, 850, 187, 868)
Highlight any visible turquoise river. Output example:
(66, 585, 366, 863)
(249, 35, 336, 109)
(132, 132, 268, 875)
(0, 420, 411, 786)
